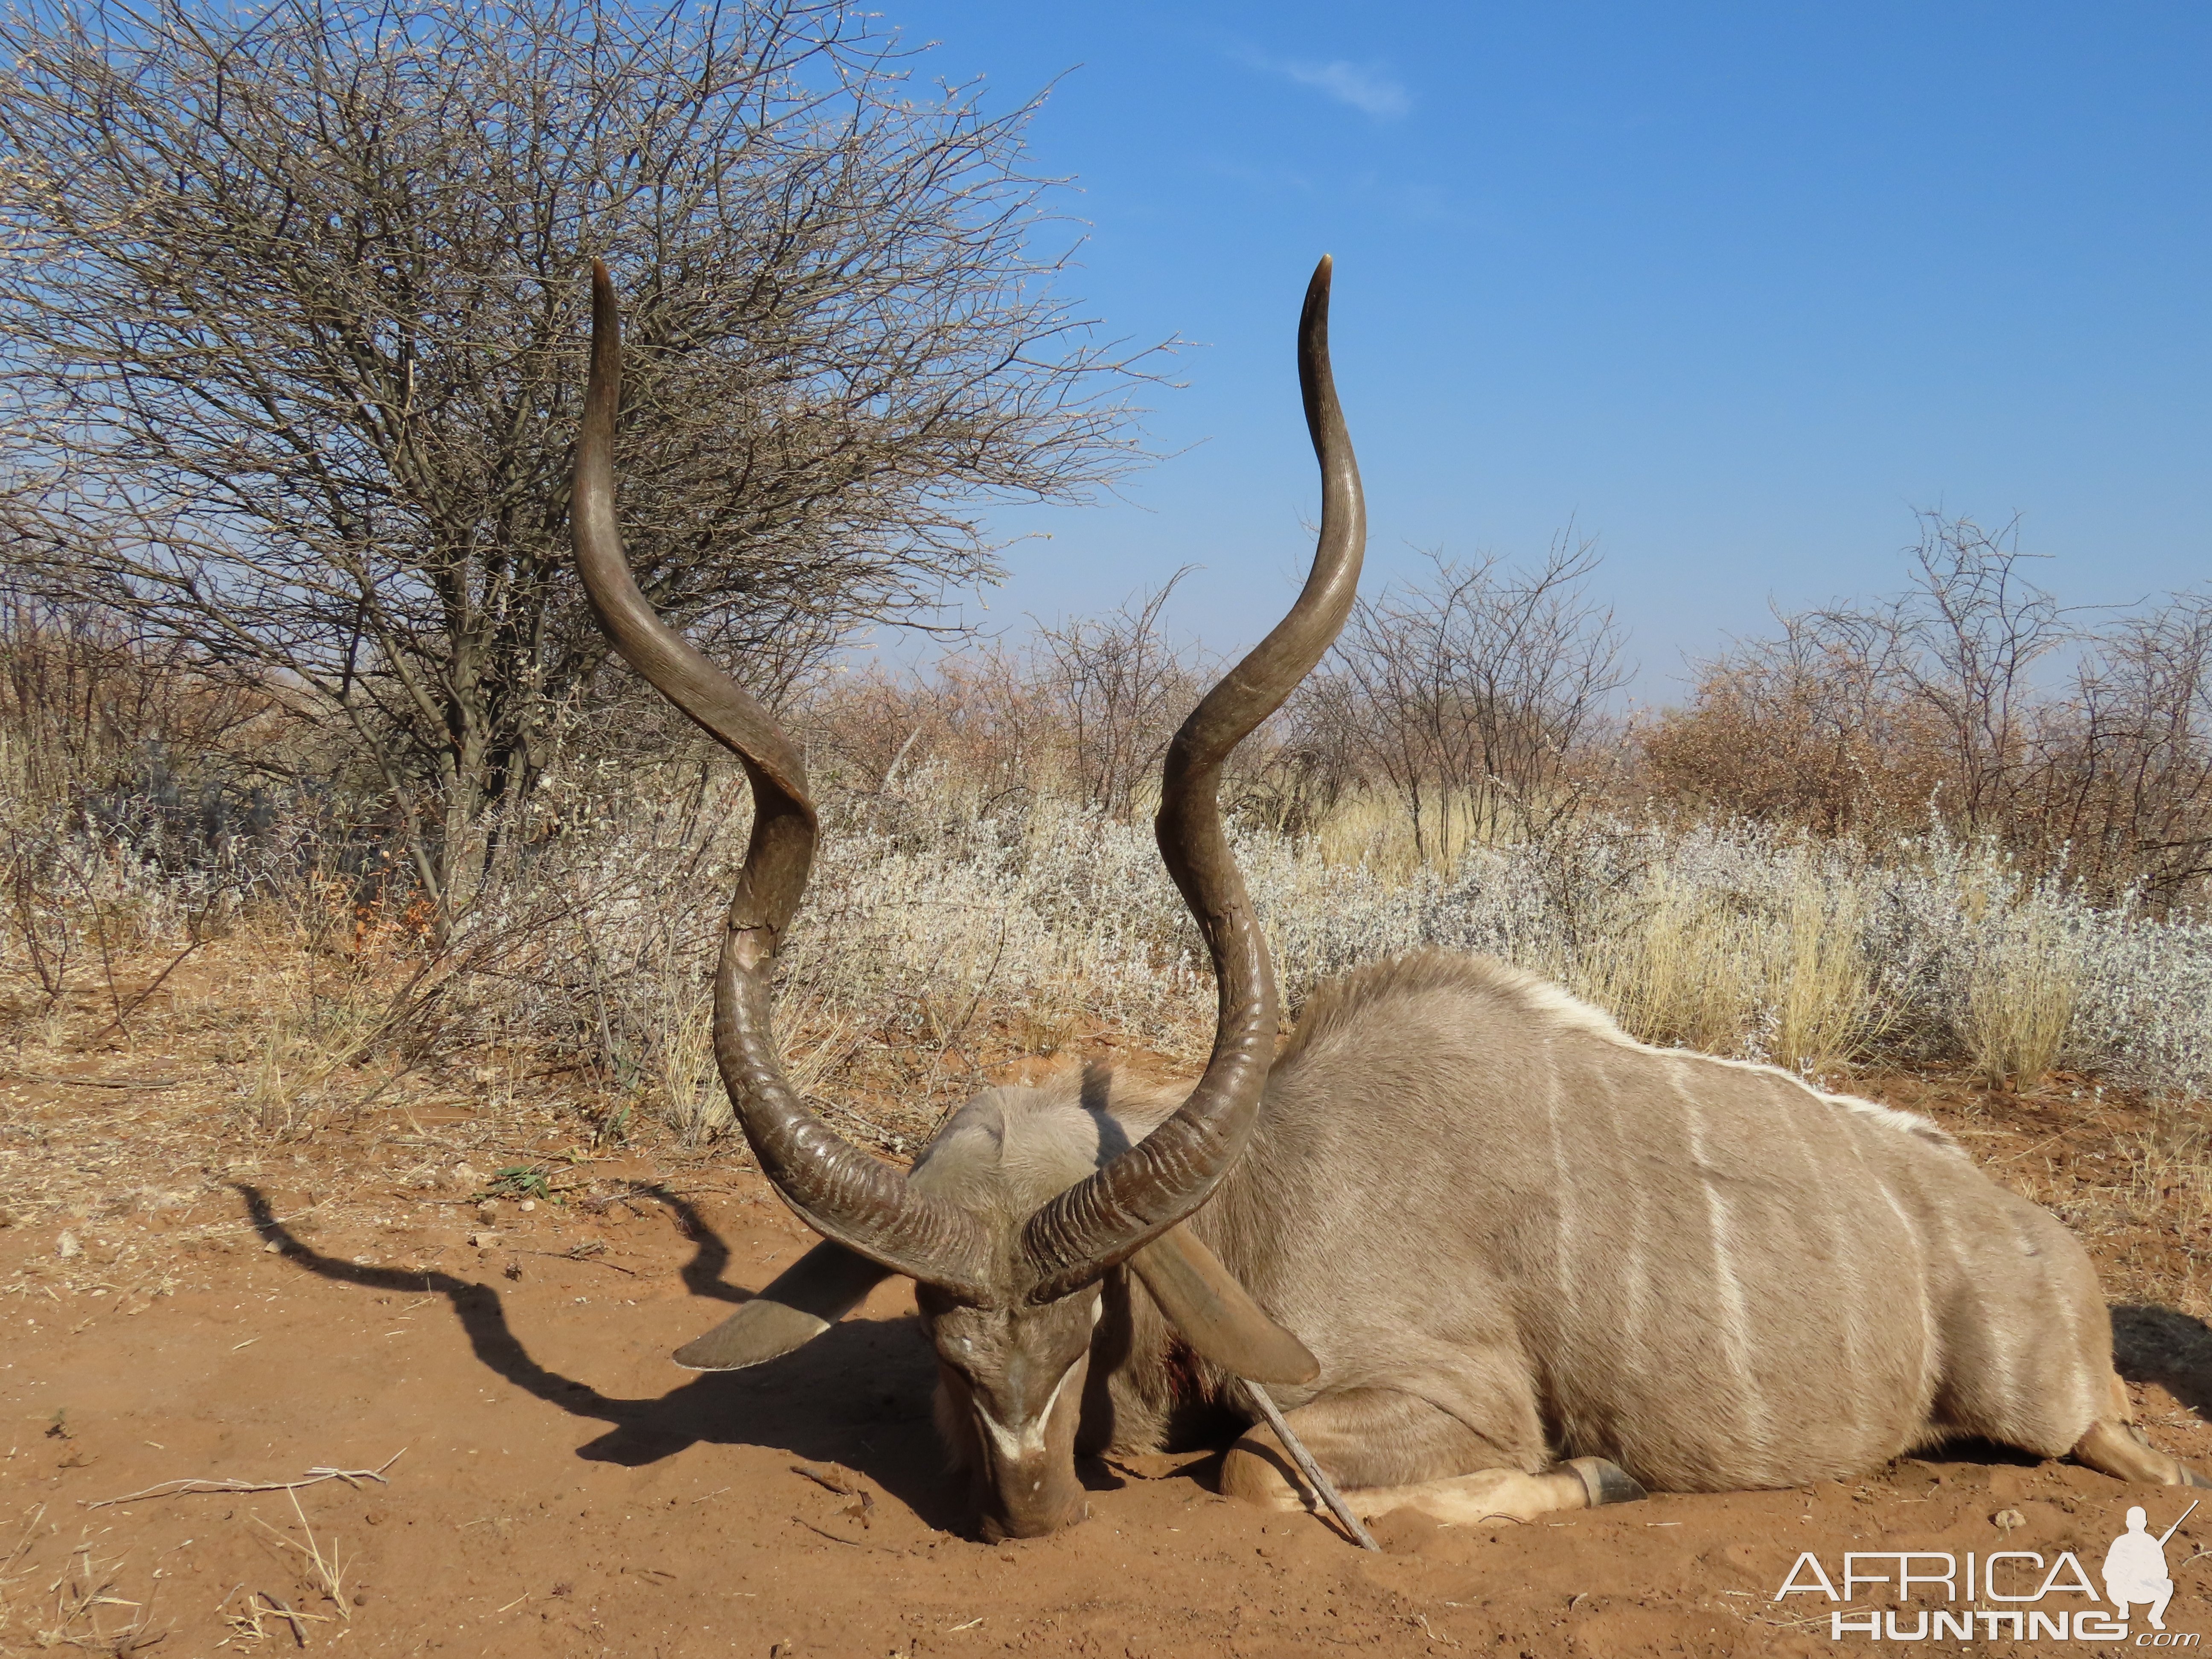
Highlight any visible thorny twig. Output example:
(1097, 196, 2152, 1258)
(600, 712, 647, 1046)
(0, 1070, 181, 1089)
(792, 1516, 865, 1547)
(523, 1243, 637, 1276)
(260, 1592, 312, 1648)
(81, 1449, 405, 1510)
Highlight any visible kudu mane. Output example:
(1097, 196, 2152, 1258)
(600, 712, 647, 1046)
(1278, 951, 1960, 1153)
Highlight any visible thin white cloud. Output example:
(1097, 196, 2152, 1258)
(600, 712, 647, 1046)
(1236, 49, 1412, 120)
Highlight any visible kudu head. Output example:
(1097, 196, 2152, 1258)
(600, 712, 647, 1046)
(570, 257, 1363, 1540)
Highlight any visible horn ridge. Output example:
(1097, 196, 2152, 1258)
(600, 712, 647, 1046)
(1019, 255, 1367, 1301)
(572, 260, 992, 1298)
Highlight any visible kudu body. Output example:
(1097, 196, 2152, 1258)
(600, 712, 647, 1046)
(572, 258, 2202, 1540)
(916, 954, 2206, 1525)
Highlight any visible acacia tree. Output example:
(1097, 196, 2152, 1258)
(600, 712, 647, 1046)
(2037, 594, 2212, 905)
(1798, 514, 2071, 835)
(0, 0, 1154, 919)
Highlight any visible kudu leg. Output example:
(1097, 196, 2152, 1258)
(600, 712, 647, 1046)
(2072, 1419, 2212, 1488)
(2066, 1372, 2212, 1488)
(1220, 1386, 1646, 1525)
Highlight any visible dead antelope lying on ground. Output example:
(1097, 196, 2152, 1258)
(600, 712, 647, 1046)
(572, 256, 2208, 1542)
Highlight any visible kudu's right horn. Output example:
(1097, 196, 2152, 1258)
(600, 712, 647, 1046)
(1019, 255, 1365, 1302)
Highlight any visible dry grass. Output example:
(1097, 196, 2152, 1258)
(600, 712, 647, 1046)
(252, 1490, 351, 1625)
(1962, 901, 2082, 1091)
(1770, 881, 1881, 1075)
(11, 1524, 164, 1656)
(651, 985, 865, 1146)
(1303, 784, 1591, 883)
(1311, 788, 1490, 882)
(1572, 867, 1764, 1056)
(1558, 858, 1877, 1076)
(0, 1505, 47, 1652)
(652, 989, 720, 1143)
(2122, 1103, 2212, 1237)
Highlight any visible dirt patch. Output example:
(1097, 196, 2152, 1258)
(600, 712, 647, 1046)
(6, 974, 2212, 1655)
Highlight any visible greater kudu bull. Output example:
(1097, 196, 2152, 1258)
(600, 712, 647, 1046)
(572, 258, 2206, 1542)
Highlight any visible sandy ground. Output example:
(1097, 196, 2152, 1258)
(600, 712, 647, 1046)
(8, 1003, 2212, 1656)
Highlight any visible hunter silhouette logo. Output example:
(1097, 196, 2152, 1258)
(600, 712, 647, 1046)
(2106, 1501, 2196, 1632)
(1774, 1498, 2203, 1642)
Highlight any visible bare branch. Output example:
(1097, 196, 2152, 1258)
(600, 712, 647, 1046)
(0, 0, 1164, 920)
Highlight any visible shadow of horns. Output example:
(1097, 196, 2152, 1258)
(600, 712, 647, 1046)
(232, 1182, 960, 1528)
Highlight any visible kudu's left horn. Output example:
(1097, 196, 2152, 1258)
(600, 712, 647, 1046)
(572, 260, 991, 1299)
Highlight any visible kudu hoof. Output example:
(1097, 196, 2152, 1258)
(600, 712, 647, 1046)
(1567, 1457, 1648, 1508)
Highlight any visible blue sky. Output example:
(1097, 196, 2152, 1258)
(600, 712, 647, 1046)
(876, 3, 2212, 701)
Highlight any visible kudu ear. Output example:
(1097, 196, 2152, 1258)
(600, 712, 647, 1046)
(1128, 1224, 1319, 1385)
(672, 1240, 894, 1371)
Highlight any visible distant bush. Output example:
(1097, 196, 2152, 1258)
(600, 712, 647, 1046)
(8, 525, 2212, 1127)
(1644, 514, 2212, 912)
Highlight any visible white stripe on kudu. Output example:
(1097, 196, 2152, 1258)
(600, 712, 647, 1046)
(1673, 1070, 1767, 1479)
(1545, 1063, 1578, 1325)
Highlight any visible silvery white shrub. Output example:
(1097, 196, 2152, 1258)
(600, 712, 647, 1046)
(16, 757, 2210, 1106)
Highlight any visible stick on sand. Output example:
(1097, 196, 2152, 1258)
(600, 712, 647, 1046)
(1248, 1384, 1380, 1551)
(84, 1449, 406, 1509)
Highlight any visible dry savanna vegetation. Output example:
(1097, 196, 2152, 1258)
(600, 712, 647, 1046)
(3, 1, 2212, 1653)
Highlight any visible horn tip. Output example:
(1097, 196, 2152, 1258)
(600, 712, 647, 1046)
(588, 262, 619, 355)
(1303, 256, 1334, 323)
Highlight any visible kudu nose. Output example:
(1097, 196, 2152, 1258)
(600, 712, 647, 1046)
(979, 1490, 1090, 1541)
